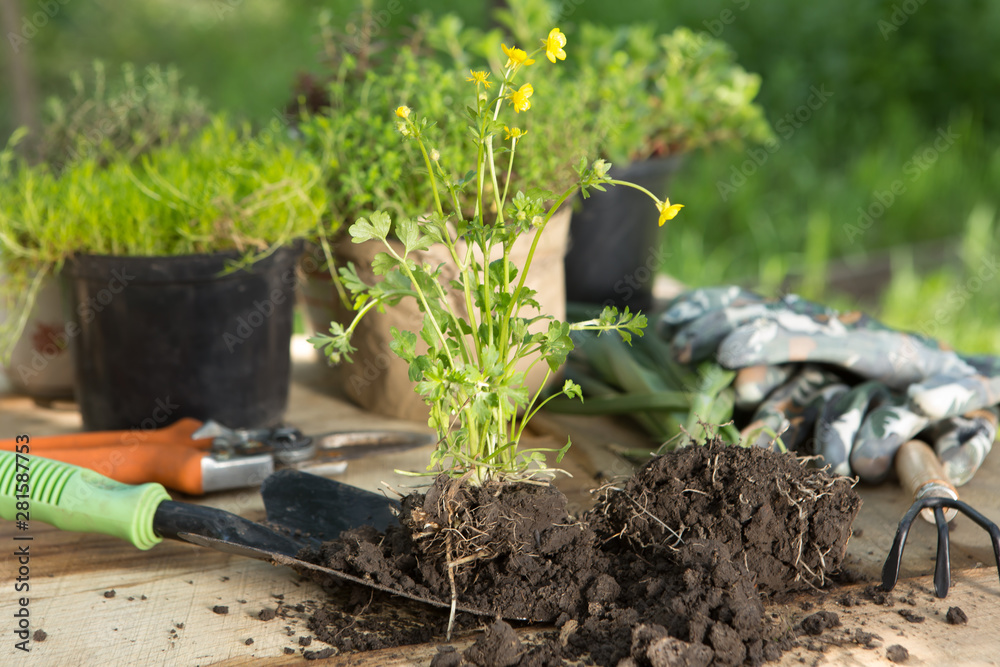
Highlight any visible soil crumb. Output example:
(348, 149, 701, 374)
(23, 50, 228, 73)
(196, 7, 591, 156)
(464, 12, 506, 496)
(32, 629, 47, 642)
(886, 644, 909, 662)
(299, 442, 860, 666)
(897, 609, 924, 623)
(103, 590, 116, 599)
(801, 611, 840, 636)
(463, 621, 523, 667)
(304, 647, 336, 660)
(212, 605, 229, 615)
(258, 608, 276, 621)
(946, 606, 968, 625)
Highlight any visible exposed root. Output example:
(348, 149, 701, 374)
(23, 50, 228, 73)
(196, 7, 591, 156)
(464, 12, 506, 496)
(592, 483, 685, 552)
(774, 471, 847, 587)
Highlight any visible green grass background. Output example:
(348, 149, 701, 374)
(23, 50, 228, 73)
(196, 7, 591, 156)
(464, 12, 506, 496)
(2, 0, 997, 351)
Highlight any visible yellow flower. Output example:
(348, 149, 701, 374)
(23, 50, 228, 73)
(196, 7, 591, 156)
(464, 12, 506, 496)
(543, 28, 567, 64)
(509, 83, 534, 113)
(466, 70, 492, 88)
(503, 126, 527, 141)
(656, 198, 684, 226)
(395, 105, 411, 119)
(501, 43, 535, 69)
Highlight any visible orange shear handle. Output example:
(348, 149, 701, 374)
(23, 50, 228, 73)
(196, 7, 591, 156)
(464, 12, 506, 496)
(0, 418, 214, 495)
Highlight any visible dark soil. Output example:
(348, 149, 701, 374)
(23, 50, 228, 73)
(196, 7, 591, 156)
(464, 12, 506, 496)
(298, 443, 861, 665)
(946, 606, 968, 625)
(886, 644, 909, 663)
(800, 611, 840, 636)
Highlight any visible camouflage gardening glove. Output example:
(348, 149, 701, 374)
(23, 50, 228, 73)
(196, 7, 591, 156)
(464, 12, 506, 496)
(659, 286, 1000, 485)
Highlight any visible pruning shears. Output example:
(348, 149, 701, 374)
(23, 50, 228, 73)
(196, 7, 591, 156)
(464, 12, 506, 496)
(0, 418, 435, 495)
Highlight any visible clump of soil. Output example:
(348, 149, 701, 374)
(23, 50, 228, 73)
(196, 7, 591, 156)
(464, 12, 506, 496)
(946, 606, 968, 625)
(298, 442, 861, 665)
(886, 644, 909, 663)
(801, 611, 840, 636)
(589, 444, 861, 595)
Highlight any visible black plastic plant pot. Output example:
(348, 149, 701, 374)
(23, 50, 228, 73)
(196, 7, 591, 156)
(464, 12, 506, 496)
(62, 245, 301, 431)
(564, 156, 682, 313)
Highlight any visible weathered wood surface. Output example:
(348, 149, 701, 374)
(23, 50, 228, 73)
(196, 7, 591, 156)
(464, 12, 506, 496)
(2, 340, 999, 665)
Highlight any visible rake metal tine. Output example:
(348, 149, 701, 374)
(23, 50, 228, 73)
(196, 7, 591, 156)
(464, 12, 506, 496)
(881, 499, 924, 592)
(948, 499, 1000, 591)
(883, 496, 1000, 597)
(933, 505, 951, 598)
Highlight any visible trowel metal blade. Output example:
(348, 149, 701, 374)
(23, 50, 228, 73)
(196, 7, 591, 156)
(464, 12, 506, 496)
(260, 469, 401, 542)
(177, 532, 496, 617)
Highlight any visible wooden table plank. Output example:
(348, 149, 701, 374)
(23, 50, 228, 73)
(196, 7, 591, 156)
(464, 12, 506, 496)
(3, 338, 1000, 665)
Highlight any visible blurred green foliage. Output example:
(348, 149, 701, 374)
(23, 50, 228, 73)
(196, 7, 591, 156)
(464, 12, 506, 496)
(2, 0, 997, 352)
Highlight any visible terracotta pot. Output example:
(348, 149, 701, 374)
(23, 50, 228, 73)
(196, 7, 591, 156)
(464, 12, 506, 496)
(302, 207, 571, 422)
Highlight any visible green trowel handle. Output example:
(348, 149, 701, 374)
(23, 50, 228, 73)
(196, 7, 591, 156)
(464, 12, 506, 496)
(0, 451, 170, 550)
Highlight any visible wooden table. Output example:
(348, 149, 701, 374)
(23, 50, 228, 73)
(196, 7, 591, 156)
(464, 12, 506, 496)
(2, 339, 999, 665)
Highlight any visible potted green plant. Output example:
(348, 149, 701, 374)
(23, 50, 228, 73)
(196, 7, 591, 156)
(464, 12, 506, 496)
(0, 115, 327, 431)
(1, 61, 210, 400)
(296, 9, 607, 421)
(564, 23, 775, 311)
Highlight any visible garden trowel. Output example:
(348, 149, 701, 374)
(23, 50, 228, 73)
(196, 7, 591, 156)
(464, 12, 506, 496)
(0, 451, 493, 616)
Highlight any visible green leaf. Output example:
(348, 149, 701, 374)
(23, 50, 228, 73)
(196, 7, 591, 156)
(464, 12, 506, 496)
(389, 327, 418, 363)
(540, 320, 575, 372)
(349, 210, 392, 244)
(562, 379, 583, 401)
(395, 216, 431, 254)
(371, 251, 398, 276)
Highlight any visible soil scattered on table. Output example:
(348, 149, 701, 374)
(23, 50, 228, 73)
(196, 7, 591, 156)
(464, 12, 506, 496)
(801, 611, 840, 636)
(32, 629, 47, 642)
(946, 606, 968, 625)
(103, 590, 116, 599)
(886, 644, 909, 663)
(304, 647, 336, 660)
(212, 605, 229, 615)
(897, 609, 924, 623)
(298, 442, 860, 665)
(258, 608, 277, 621)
